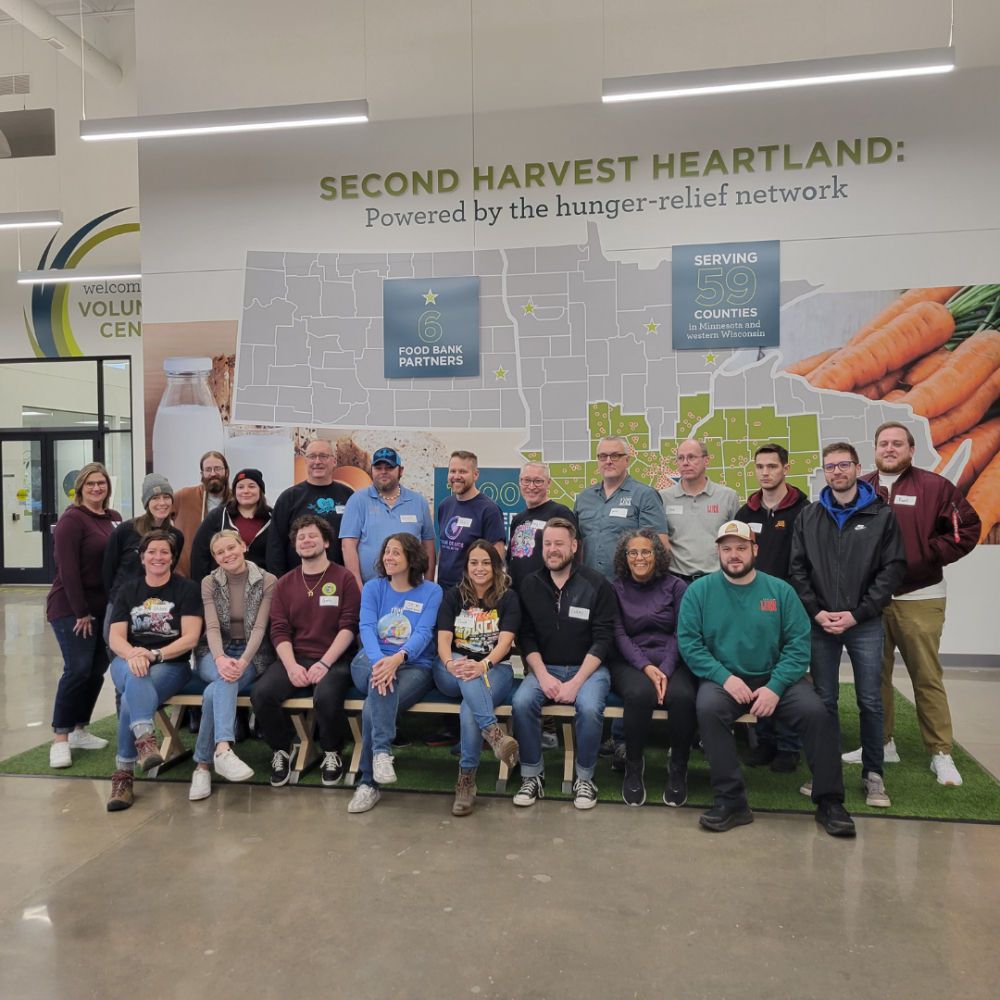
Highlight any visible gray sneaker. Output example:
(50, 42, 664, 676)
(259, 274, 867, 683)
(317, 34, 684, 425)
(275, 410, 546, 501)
(373, 752, 396, 784)
(347, 784, 381, 813)
(863, 772, 891, 808)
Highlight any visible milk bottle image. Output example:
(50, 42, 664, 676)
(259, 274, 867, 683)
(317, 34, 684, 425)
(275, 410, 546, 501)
(225, 427, 295, 501)
(152, 358, 225, 490)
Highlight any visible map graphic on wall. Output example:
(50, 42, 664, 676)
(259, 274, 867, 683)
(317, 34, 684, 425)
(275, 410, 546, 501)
(233, 226, 1000, 541)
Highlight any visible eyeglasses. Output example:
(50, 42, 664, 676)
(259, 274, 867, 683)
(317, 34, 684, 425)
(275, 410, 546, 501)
(307, 453, 333, 461)
(627, 549, 653, 559)
(519, 477, 547, 487)
(676, 455, 706, 465)
(596, 452, 627, 462)
(822, 461, 856, 472)
(202, 465, 226, 474)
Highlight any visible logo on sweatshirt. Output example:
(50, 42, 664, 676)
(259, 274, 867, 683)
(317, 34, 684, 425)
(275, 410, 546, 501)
(706, 504, 719, 514)
(760, 599, 777, 612)
(775, 520, 786, 529)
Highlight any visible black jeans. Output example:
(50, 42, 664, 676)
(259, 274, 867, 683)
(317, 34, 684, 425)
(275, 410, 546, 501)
(250, 654, 353, 752)
(696, 676, 845, 809)
(608, 660, 698, 764)
(50, 615, 110, 732)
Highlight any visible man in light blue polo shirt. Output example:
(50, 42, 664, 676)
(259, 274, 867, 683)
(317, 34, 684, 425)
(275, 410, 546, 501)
(340, 447, 436, 587)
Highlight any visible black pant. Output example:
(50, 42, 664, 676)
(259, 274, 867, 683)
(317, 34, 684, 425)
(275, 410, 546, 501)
(608, 660, 698, 764)
(250, 654, 353, 752)
(696, 676, 845, 809)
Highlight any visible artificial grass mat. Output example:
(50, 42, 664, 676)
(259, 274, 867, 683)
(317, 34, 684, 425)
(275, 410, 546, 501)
(3, 683, 998, 822)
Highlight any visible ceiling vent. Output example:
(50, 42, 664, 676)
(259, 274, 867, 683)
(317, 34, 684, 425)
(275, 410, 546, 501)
(0, 74, 31, 96)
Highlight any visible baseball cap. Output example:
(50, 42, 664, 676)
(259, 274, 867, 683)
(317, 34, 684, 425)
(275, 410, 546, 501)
(715, 520, 754, 542)
(372, 447, 401, 468)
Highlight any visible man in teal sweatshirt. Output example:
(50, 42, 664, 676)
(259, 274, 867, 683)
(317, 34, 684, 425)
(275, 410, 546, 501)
(678, 521, 854, 836)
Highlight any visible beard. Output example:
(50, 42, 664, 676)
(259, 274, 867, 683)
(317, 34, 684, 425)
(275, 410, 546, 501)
(720, 553, 755, 579)
(545, 552, 574, 573)
(375, 476, 400, 494)
(203, 475, 227, 494)
(875, 454, 912, 475)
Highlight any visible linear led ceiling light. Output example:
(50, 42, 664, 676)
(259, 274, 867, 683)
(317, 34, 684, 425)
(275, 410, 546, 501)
(602, 47, 955, 103)
(0, 210, 64, 229)
(18, 267, 141, 285)
(79, 99, 369, 141)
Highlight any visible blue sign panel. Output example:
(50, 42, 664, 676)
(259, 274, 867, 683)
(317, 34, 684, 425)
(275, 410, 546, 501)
(383, 275, 481, 379)
(672, 240, 780, 350)
(433, 467, 524, 542)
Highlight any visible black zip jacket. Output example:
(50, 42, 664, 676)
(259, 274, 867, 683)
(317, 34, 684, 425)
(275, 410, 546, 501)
(102, 520, 186, 602)
(518, 562, 617, 666)
(734, 485, 810, 581)
(788, 491, 906, 624)
(189, 504, 272, 581)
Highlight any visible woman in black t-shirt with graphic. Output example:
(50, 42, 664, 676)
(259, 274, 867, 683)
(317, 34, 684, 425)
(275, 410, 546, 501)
(434, 539, 521, 816)
(106, 530, 203, 812)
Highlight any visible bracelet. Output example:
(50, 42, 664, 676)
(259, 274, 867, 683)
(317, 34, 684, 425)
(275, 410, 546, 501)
(319, 660, 331, 670)
(446, 658, 455, 668)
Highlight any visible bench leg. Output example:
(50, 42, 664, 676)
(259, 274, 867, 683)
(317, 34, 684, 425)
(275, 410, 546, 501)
(150, 705, 192, 777)
(289, 710, 319, 785)
(561, 722, 575, 795)
(496, 719, 513, 794)
(345, 715, 363, 787)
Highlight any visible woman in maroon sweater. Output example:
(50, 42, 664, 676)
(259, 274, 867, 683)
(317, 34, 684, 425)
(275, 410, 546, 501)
(47, 463, 122, 769)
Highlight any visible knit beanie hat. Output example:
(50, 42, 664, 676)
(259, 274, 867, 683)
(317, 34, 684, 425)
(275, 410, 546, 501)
(142, 473, 174, 508)
(232, 468, 266, 494)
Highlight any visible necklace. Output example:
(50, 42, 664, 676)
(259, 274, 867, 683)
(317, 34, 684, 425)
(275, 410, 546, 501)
(382, 486, 402, 503)
(301, 562, 331, 597)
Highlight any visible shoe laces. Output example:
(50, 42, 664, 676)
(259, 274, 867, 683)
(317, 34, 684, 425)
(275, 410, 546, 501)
(271, 750, 289, 770)
(519, 775, 541, 795)
(110, 771, 132, 795)
(323, 751, 341, 770)
(457, 770, 477, 794)
(866, 773, 885, 793)
(573, 778, 597, 798)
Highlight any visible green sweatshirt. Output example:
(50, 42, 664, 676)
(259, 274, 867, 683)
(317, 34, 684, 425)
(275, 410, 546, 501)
(677, 570, 811, 697)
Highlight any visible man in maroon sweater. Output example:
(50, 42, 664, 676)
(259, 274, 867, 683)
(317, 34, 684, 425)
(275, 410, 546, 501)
(250, 515, 362, 788)
(848, 421, 980, 787)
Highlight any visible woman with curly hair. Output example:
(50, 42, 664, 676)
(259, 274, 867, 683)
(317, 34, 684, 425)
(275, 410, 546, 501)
(610, 528, 695, 808)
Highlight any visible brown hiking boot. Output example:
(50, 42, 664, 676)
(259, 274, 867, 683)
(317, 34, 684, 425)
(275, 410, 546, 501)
(107, 770, 134, 812)
(481, 723, 519, 768)
(452, 767, 478, 817)
(134, 733, 163, 772)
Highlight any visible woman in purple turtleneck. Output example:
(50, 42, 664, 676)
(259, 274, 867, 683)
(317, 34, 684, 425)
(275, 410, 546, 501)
(610, 528, 697, 809)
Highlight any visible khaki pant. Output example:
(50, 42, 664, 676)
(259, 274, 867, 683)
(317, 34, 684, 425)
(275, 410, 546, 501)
(881, 598, 953, 755)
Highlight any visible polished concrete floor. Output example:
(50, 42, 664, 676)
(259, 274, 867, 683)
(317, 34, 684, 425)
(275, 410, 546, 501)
(2, 587, 999, 1000)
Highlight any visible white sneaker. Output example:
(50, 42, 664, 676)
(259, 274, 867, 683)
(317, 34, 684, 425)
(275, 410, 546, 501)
(49, 741, 72, 769)
(189, 768, 212, 800)
(68, 729, 109, 750)
(799, 781, 812, 797)
(373, 752, 396, 785)
(541, 731, 558, 750)
(930, 752, 963, 787)
(213, 748, 254, 782)
(842, 738, 899, 765)
(347, 784, 381, 813)
(863, 772, 891, 808)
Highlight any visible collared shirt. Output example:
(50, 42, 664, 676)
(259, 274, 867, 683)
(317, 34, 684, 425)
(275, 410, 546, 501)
(339, 484, 435, 583)
(573, 473, 668, 581)
(660, 478, 741, 578)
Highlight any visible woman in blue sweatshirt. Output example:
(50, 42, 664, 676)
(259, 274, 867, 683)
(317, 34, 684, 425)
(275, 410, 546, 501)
(347, 532, 443, 813)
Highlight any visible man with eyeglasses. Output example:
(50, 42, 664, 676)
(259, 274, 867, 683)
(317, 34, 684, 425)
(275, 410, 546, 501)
(267, 439, 354, 576)
(659, 438, 741, 585)
(172, 450, 232, 578)
(507, 461, 577, 594)
(789, 442, 906, 810)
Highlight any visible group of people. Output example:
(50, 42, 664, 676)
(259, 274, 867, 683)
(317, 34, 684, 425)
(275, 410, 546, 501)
(44, 421, 979, 835)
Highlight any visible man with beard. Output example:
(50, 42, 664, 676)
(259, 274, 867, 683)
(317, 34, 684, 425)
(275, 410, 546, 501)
(678, 521, 854, 836)
(172, 451, 232, 577)
(845, 422, 980, 786)
(788, 443, 906, 810)
(340, 448, 436, 587)
(511, 518, 617, 811)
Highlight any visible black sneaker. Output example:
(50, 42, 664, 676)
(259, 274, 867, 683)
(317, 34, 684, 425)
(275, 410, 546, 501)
(621, 758, 646, 807)
(611, 743, 627, 773)
(320, 750, 344, 786)
(745, 741, 777, 768)
(513, 775, 545, 807)
(662, 762, 688, 807)
(390, 734, 412, 749)
(699, 803, 754, 832)
(423, 726, 460, 747)
(573, 777, 599, 810)
(598, 737, 616, 758)
(815, 798, 857, 837)
(270, 749, 292, 787)
(233, 707, 251, 744)
(771, 749, 801, 773)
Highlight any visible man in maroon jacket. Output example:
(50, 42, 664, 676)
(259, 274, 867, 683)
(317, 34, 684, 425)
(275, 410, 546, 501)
(848, 421, 980, 787)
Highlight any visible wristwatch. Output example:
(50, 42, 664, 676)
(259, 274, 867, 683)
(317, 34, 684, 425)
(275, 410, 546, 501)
(152, 649, 163, 664)
(400, 649, 409, 662)
(483, 659, 492, 671)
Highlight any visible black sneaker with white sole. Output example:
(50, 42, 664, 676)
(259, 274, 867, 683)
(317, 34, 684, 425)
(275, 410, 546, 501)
(611, 743, 627, 773)
(598, 737, 616, 758)
(270, 749, 292, 787)
(513, 774, 545, 807)
(573, 778, 599, 810)
(320, 750, 344, 786)
(662, 762, 688, 807)
(621, 758, 646, 806)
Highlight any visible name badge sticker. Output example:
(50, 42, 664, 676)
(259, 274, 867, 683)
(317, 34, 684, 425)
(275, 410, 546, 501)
(403, 600, 424, 613)
(335, 505, 346, 514)
(748, 522, 763, 533)
(666, 505, 684, 515)
(609, 507, 629, 518)
(894, 495, 917, 506)
(400, 514, 418, 522)
(456, 517, 473, 528)
(531, 519, 548, 530)
(568, 606, 591, 620)
(319, 595, 340, 607)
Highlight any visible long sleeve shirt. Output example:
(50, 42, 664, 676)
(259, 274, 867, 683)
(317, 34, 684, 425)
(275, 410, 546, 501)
(46, 504, 122, 621)
(201, 568, 277, 662)
(266, 480, 353, 575)
(358, 577, 443, 669)
(611, 573, 688, 677)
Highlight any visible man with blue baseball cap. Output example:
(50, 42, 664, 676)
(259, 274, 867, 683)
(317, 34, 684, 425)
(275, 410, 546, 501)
(340, 447, 436, 587)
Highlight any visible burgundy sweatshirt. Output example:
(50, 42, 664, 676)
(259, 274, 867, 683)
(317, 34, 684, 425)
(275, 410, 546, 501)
(269, 562, 362, 661)
(46, 504, 122, 622)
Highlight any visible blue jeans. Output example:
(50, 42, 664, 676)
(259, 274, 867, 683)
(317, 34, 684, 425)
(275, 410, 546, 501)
(351, 650, 434, 787)
(193, 645, 256, 764)
(50, 615, 110, 732)
(809, 617, 885, 778)
(110, 655, 192, 763)
(432, 657, 514, 770)
(513, 664, 610, 782)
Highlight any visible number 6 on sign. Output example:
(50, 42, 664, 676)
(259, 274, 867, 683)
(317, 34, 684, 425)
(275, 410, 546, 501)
(418, 309, 443, 343)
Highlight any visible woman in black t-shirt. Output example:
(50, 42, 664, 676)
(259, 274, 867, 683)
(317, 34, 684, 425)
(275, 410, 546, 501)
(106, 530, 203, 812)
(434, 539, 521, 816)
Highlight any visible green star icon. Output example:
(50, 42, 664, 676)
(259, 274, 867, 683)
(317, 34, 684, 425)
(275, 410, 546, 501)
(523, 300, 535, 314)
(645, 320, 659, 333)
(493, 366, 509, 380)
(704, 352, 718, 365)
(423, 289, 438, 304)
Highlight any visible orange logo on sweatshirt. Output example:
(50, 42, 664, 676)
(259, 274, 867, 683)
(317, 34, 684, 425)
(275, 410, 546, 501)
(760, 599, 777, 612)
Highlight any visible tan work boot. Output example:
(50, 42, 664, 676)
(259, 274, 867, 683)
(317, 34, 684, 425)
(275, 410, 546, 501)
(134, 733, 164, 772)
(481, 723, 519, 768)
(107, 770, 134, 812)
(452, 767, 478, 817)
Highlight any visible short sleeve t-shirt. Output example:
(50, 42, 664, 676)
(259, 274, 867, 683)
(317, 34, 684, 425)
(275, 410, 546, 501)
(110, 574, 202, 663)
(436, 492, 507, 591)
(436, 587, 522, 661)
(506, 500, 577, 593)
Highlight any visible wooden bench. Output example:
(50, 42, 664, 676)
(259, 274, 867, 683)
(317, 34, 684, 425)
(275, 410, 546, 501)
(155, 677, 755, 793)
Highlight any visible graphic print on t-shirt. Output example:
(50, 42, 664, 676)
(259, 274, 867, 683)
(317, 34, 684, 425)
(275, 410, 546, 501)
(510, 520, 538, 560)
(310, 496, 346, 516)
(377, 609, 412, 645)
(453, 606, 500, 657)
(130, 598, 178, 639)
